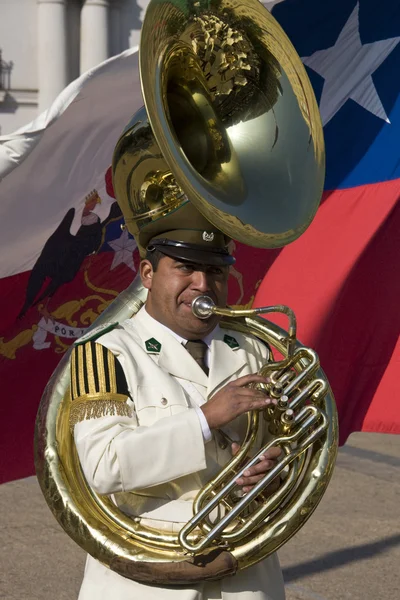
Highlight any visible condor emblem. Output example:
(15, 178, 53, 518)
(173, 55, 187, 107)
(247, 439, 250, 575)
(145, 338, 162, 354)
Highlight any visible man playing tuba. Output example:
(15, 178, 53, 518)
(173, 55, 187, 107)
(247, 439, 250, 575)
(37, 0, 334, 596)
(70, 208, 286, 600)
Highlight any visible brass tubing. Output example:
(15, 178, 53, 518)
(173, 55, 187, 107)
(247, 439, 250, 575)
(192, 297, 298, 356)
(179, 406, 328, 552)
(288, 378, 327, 412)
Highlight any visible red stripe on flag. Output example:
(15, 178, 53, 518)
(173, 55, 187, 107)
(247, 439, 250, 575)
(253, 178, 400, 444)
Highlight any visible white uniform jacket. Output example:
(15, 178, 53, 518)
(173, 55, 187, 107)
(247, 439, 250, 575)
(73, 306, 286, 600)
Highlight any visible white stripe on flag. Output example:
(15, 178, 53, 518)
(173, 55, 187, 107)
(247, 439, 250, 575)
(0, 48, 141, 278)
(0, 0, 281, 279)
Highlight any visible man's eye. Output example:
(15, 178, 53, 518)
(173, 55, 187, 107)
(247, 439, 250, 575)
(209, 267, 223, 275)
(179, 264, 194, 272)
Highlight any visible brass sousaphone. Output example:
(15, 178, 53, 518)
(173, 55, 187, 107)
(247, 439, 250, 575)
(35, 0, 338, 585)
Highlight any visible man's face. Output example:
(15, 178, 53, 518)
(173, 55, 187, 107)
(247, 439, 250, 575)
(140, 255, 229, 339)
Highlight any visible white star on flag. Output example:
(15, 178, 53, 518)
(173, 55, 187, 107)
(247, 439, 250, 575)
(108, 228, 137, 271)
(302, 2, 400, 126)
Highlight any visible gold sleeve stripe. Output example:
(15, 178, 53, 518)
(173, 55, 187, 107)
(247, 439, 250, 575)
(96, 342, 106, 393)
(71, 347, 78, 400)
(107, 346, 116, 394)
(77, 344, 86, 399)
(85, 341, 97, 396)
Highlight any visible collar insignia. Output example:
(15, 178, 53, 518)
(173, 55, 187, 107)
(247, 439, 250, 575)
(145, 337, 162, 354)
(223, 334, 240, 350)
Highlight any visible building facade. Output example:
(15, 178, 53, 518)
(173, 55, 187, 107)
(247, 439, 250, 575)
(0, 0, 150, 135)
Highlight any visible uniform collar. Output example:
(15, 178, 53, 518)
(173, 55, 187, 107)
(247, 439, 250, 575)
(128, 307, 209, 386)
(143, 307, 219, 350)
(128, 306, 247, 394)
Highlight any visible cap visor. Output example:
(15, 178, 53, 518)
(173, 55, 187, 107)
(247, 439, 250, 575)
(155, 245, 235, 266)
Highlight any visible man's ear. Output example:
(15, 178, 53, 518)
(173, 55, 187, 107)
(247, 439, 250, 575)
(140, 260, 154, 290)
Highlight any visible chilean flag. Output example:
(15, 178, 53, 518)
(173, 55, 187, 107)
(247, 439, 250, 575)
(0, 0, 399, 483)
(254, 0, 400, 444)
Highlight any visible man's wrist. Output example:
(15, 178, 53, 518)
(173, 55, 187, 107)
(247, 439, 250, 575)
(194, 405, 212, 442)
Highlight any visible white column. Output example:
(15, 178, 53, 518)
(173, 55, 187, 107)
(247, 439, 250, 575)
(67, 0, 82, 82)
(37, 0, 68, 112)
(80, 0, 110, 74)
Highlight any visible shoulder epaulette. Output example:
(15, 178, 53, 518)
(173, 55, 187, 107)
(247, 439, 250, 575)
(74, 322, 118, 346)
(70, 340, 132, 430)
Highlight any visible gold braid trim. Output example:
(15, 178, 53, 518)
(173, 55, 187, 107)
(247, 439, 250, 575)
(70, 341, 132, 431)
(70, 395, 132, 431)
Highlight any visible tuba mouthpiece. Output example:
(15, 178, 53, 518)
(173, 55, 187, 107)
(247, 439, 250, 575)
(192, 296, 216, 319)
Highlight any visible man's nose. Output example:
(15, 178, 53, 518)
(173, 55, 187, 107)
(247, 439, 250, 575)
(191, 269, 209, 292)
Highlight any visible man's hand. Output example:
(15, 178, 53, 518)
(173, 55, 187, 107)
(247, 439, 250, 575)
(201, 373, 274, 430)
(232, 442, 282, 494)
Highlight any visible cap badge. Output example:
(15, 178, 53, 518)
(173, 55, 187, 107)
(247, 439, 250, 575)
(145, 338, 162, 354)
(203, 231, 215, 242)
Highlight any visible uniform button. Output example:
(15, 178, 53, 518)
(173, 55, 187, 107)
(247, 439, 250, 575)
(161, 397, 168, 406)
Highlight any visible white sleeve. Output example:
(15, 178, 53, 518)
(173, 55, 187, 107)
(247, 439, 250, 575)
(74, 408, 207, 495)
(193, 405, 213, 442)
